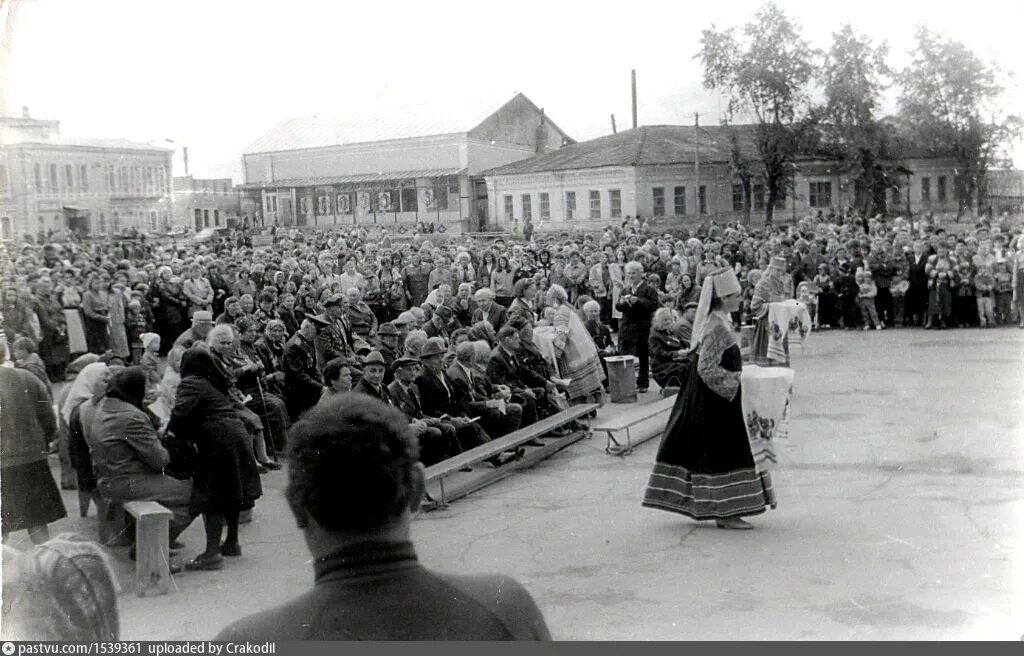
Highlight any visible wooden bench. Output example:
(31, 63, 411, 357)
(96, 497, 130, 547)
(422, 403, 599, 510)
(595, 395, 676, 456)
(123, 501, 174, 597)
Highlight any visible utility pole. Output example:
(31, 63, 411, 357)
(694, 112, 701, 217)
(610, 114, 617, 134)
(631, 70, 638, 129)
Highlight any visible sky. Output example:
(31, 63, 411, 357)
(2, 0, 1022, 181)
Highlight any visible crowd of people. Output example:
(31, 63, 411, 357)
(3, 207, 1024, 638)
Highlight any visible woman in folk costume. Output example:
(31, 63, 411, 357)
(543, 284, 605, 403)
(749, 256, 794, 363)
(642, 267, 776, 529)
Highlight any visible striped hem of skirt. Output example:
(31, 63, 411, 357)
(641, 462, 776, 520)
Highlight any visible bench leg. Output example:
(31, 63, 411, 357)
(135, 514, 172, 597)
(437, 479, 448, 509)
(605, 431, 626, 456)
(624, 427, 633, 455)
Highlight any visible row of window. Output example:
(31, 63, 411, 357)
(0, 208, 169, 240)
(265, 179, 461, 216)
(194, 208, 224, 228)
(17, 162, 169, 196)
(652, 185, 711, 216)
(503, 190, 623, 221)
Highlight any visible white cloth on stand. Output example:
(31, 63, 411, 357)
(740, 364, 795, 472)
(766, 300, 812, 363)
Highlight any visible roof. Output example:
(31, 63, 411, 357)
(3, 134, 171, 152)
(238, 167, 467, 189)
(244, 92, 554, 154)
(483, 125, 754, 176)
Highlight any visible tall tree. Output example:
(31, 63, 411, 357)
(698, 1, 817, 223)
(897, 26, 1022, 216)
(818, 24, 893, 217)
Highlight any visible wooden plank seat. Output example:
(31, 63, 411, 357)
(595, 395, 676, 456)
(123, 501, 174, 597)
(422, 403, 599, 510)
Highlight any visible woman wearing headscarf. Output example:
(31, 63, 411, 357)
(642, 268, 776, 529)
(749, 256, 794, 364)
(542, 284, 605, 404)
(66, 363, 111, 518)
(1, 533, 119, 641)
(235, 316, 290, 456)
(154, 267, 188, 356)
(168, 349, 262, 571)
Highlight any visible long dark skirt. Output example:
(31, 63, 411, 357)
(642, 343, 775, 520)
(83, 317, 109, 354)
(1, 461, 68, 532)
(190, 416, 263, 515)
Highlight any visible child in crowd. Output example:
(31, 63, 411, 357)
(125, 299, 150, 364)
(890, 271, 909, 327)
(973, 263, 997, 328)
(954, 263, 977, 328)
(812, 263, 836, 328)
(855, 268, 883, 330)
(12, 336, 51, 390)
(994, 261, 1014, 325)
(140, 332, 162, 390)
(797, 281, 818, 329)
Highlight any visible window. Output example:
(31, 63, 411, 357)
(317, 195, 330, 214)
(808, 181, 832, 208)
(400, 186, 418, 212)
(674, 186, 687, 215)
(119, 167, 128, 192)
(203, 209, 210, 227)
(65, 164, 74, 189)
(49, 164, 59, 191)
(135, 166, 143, 192)
(775, 193, 786, 210)
(337, 193, 352, 214)
(150, 211, 158, 230)
(609, 189, 622, 218)
(589, 190, 601, 219)
(107, 166, 116, 191)
(732, 184, 744, 211)
(80, 164, 89, 191)
(699, 185, 708, 215)
(891, 186, 901, 206)
(34, 164, 43, 191)
(98, 213, 106, 233)
(503, 195, 513, 221)
(921, 177, 931, 202)
(521, 194, 532, 221)
(753, 184, 765, 211)
(0, 165, 7, 193)
(565, 191, 576, 220)
(148, 167, 156, 194)
(1, 217, 10, 240)
(213, 210, 220, 226)
(938, 175, 947, 202)
(539, 192, 550, 220)
(112, 211, 121, 233)
(447, 178, 459, 210)
(652, 187, 665, 217)
(158, 167, 166, 193)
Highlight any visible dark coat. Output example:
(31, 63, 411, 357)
(648, 327, 690, 388)
(487, 346, 546, 392)
(471, 304, 508, 332)
(413, 368, 456, 417)
(615, 281, 659, 339)
(284, 333, 323, 420)
(215, 541, 551, 640)
(387, 380, 426, 419)
(353, 378, 393, 405)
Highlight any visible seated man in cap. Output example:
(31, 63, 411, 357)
(392, 311, 419, 343)
(172, 310, 215, 351)
(216, 394, 551, 640)
(283, 316, 331, 421)
(387, 357, 460, 467)
(447, 341, 523, 439)
(487, 326, 560, 426)
(375, 323, 402, 385)
(315, 293, 365, 370)
(423, 304, 454, 345)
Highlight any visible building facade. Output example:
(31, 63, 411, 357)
(0, 110, 173, 241)
(173, 176, 242, 231)
(240, 93, 572, 233)
(483, 125, 962, 230)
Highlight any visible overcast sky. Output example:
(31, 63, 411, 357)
(3, 0, 1022, 181)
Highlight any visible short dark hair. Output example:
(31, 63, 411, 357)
(322, 357, 353, 384)
(497, 325, 518, 341)
(286, 394, 420, 532)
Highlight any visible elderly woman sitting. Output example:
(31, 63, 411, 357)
(648, 307, 691, 390)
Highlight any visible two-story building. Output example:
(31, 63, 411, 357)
(482, 124, 961, 229)
(240, 93, 572, 233)
(0, 109, 174, 241)
(173, 176, 242, 231)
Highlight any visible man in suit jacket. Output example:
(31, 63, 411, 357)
(905, 240, 930, 327)
(471, 288, 507, 332)
(615, 261, 659, 392)
(283, 315, 330, 421)
(216, 394, 551, 641)
(387, 356, 457, 466)
(423, 304, 454, 345)
(486, 326, 564, 426)
(413, 340, 492, 456)
(446, 342, 522, 438)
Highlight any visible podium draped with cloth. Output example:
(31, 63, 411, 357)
(740, 364, 795, 472)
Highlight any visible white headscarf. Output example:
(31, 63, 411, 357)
(61, 363, 107, 424)
(688, 268, 741, 352)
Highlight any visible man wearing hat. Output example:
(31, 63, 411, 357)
(315, 293, 359, 372)
(677, 301, 699, 347)
(387, 356, 459, 466)
(471, 288, 507, 332)
(393, 311, 418, 342)
(353, 350, 395, 405)
(424, 304, 454, 344)
(172, 310, 215, 351)
(375, 322, 403, 384)
(283, 315, 331, 421)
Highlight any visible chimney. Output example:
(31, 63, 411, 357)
(535, 109, 548, 154)
(631, 70, 638, 129)
(22, 106, 29, 118)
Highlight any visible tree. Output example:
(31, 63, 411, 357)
(698, 1, 817, 223)
(818, 24, 894, 217)
(897, 26, 1022, 217)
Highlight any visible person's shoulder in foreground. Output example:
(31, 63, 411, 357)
(215, 393, 552, 641)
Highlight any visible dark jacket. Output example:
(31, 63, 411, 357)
(413, 368, 456, 418)
(353, 378, 392, 405)
(648, 327, 690, 387)
(487, 346, 546, 392)
(0, 367, 57, 468)
(91, 396, 169, 500)
(387, 380, 426, 420)
(215, 540, 551, 640)
(471, 304, 508, 332)
(284, 333, 323, 419)
(615, 281, 659, 338)
(445, 362, 495, 417)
